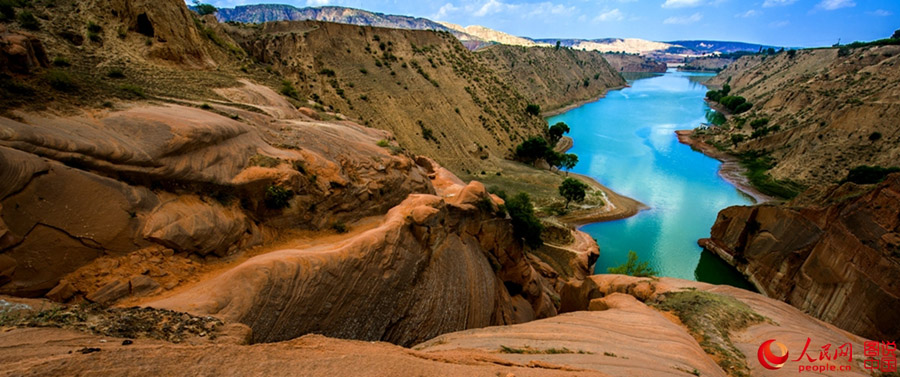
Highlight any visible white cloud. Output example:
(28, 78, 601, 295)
(769, 20, 789, 27)
(663, 12, 703, 24)
(433, 3, 459, 19)
(867, 9, 892, 16)
(735, 9, 761, 17)
(816, 0, 855, 10)
(661, 0, 703, 8)
(473, 0, 518, 17)
(528, 2, 576, 17)
(762, 0, 797, 7)
(594, 8, 624, 22)
(306, 0, 330, 6)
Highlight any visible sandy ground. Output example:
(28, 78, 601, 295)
(675, 130, 774, 204)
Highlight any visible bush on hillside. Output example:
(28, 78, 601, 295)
(505, 193, 543, 249)
(843, 165, 900, 185)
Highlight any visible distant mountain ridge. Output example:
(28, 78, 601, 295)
(210, 4, 777, 55)
(664, 40, 777, 54)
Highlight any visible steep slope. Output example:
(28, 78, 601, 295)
(474, 45, 626, 112)
(700, 175, 900, 340)
(215, 5, 448, 31)
(600, 54, 668, 73)
(211, 5, 492, 50)
(700, 45, 900, 188)
(225, 20, 548, 173)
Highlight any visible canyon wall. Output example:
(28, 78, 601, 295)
(473, 45, 626, 111)
(703, 45, 900, 187)
(700, 175, 900, 340)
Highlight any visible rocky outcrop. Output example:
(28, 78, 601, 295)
(0, 81, 432, 298)
(0, 275, 872, 376)
(474, 45, 626, 112)
(699, 174, 900, 340)
(0, 26, 49, 74)
(150, 181, 563, 346)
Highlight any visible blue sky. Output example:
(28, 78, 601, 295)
(198, 0, 899, 47)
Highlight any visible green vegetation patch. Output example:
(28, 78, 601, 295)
(499, 345, 593, 355)
(842, 165, 900, 185)
(738, 152, 804, 199)
(653, 290, 767, 377)
(0, 304, 223, 343)
(248, 154, 282, 168)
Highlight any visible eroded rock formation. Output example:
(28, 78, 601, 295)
(700, 175, 900, 340)
(150, 181, 564, 346)
(0, 81, 432, 298)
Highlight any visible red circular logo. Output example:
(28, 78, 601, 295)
(758, 339, 790, 370)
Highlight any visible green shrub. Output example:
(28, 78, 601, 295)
(87, 21, 102, 33)
(331, 221, 348, 233)
(359, 68, 368, 75)
(525, 103, 541, 116)
(264, 185, 293, 209)
(280, 80, 299, 99)
(52, 56, 70, 67)
(514, 136, 549, 166)
(843, 165, 900, 185)
(0, 1, 15, 21)
(869, 132, 882, 141)
(733, 102, 752, 114)
(739, 152, 803, 198)
(45, 69, 75, 91)
(730, 134, 745, 146)
(106, 67, 125, 78)
(118, 84, 145, 98)
(17, 10, 39, 30)
(376, 139, 390, 147)
(607, 250, 657, 277)
(193, 3, 217, 16)
(505, 193, 543, 249)
(750, 118, 769, 130)
(318, 68, 336, 77)
(706, 110, 726, 126)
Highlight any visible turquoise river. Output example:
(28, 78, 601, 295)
(548, 70, 755, 289)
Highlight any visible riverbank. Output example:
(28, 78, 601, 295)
(540, 85, 627, 118)
(675, 130, 774, 204)
(552, 136, 649, 225)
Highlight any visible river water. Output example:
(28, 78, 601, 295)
(548, 70, 755, 289)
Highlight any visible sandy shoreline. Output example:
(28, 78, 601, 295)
(541, 85, 627, 118)
(552, 136, 649, 225)
(674, 130, 774, 204)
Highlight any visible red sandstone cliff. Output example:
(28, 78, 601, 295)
(700, 175, 900, 340)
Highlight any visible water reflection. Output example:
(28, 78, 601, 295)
(548, 70, 754, 288)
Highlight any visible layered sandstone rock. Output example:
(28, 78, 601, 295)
(0, 275, 871, 376)
(0, 81, 432, 298)
(0, 26, 49, 74)
(150, 182, 561, 346)
(700, 175, 900, 340)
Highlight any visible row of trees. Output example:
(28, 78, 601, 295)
(706, 84, 752, 114)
